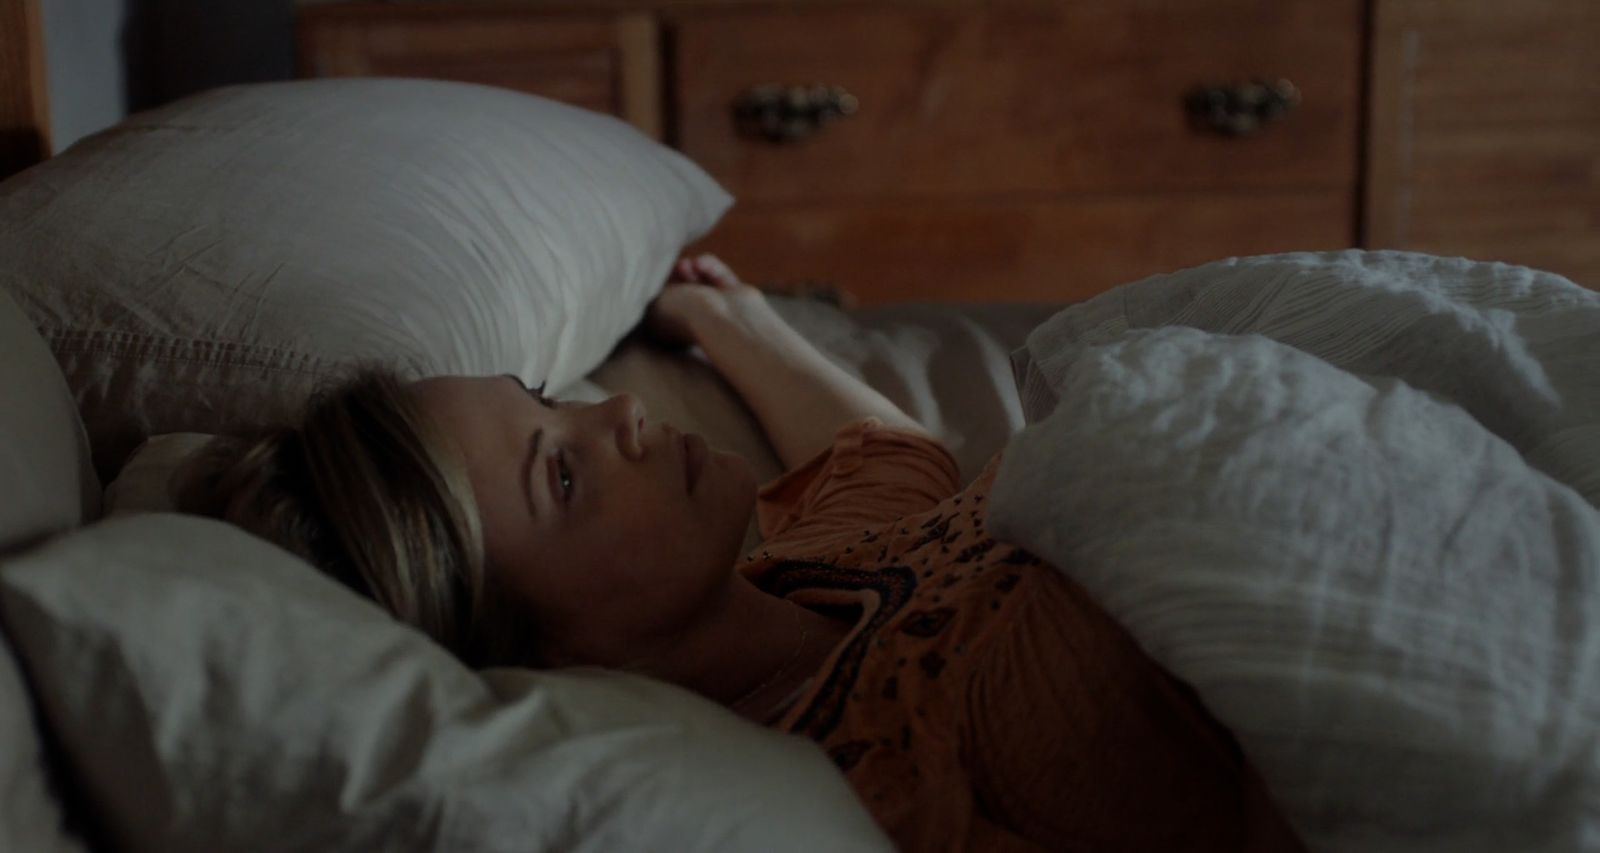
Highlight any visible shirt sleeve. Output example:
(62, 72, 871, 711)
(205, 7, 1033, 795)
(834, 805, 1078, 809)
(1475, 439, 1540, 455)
(756, 417, 963, 542)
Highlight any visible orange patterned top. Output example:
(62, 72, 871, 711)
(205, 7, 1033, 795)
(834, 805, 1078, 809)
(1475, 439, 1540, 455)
(740, 418, 1302, 852)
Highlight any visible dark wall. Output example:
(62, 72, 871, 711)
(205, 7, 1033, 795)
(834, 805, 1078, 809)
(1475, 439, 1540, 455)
(42, 0, 294, 150)
(124, 0, 295, 111)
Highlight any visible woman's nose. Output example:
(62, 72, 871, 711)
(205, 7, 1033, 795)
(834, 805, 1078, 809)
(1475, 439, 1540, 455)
(601, 393, 646, 460)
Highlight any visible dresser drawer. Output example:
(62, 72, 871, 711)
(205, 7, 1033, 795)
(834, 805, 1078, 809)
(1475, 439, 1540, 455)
(297, 3, 662, 138)
(1367, 0, 1600, 288)
(673, 1, 1362, 202)
(692, 189, 1353, 304)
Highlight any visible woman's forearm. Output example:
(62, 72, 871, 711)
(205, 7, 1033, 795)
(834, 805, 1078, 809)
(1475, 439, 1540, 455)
(689, 302, 928, 470)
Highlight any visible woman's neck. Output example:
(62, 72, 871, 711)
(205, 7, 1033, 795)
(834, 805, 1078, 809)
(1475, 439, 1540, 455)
(731, 603, 853, 725)
(631, 578, 854, 725)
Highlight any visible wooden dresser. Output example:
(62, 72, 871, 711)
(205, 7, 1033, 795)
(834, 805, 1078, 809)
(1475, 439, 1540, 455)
(297, 0, 1598, 303)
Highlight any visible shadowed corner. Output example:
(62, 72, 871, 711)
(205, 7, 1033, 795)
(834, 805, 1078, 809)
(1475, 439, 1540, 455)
(0, 127, 48, 181)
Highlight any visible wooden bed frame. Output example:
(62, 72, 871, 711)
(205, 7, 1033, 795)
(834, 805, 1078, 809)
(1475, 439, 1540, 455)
(0, 0, 49, 181)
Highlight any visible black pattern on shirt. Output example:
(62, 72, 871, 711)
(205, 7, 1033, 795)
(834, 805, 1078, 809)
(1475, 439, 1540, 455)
(757, 560, 918, 741)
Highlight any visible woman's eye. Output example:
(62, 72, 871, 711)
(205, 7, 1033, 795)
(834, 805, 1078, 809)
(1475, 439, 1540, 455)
(556, 450, 574, 503)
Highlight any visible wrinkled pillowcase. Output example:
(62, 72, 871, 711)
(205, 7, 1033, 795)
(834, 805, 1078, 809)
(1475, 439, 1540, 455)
(0, 78, 732, 478)
(0, 513, 892, 852)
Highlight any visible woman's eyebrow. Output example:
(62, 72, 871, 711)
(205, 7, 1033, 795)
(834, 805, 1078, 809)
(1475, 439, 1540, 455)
(520, 427, 543, 520)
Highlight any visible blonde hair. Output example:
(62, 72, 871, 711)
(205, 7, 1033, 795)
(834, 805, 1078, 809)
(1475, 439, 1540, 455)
(179, 367, 528, 667)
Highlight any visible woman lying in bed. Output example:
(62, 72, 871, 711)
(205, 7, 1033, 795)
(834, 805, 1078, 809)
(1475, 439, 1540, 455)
(185, 255, 1302, 852)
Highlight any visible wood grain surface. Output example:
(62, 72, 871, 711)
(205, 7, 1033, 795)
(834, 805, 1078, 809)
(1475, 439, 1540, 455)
(297, 3, 662, 138)
(691, 188, 1354, 304)
(1366, 0, 1599, 288)
(674, 2, 1362, 201)
(0, 0, 49, 180)
(281, 0, 1592, 299)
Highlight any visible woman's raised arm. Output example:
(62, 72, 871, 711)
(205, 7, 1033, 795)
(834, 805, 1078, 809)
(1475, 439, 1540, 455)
(645, 255, 929, 471)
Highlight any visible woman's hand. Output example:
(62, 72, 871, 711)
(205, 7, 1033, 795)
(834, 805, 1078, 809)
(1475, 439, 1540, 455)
(643, 254, 770, 349)
(646, 255, 928, 468)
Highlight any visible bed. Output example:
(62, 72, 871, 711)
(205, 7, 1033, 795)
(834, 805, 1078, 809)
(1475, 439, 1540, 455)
(3, 6, 1598, 852)
(0, 33, 1053, 852)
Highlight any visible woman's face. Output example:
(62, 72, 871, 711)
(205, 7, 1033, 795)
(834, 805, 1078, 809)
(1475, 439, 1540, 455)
(409, 375, 758, 668)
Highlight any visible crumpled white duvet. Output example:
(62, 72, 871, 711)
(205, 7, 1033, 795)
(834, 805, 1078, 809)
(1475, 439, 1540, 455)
(987, 252, 1600, 852)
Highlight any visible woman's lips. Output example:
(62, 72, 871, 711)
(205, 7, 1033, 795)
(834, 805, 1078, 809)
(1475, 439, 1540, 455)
(683, 432, 708, 494)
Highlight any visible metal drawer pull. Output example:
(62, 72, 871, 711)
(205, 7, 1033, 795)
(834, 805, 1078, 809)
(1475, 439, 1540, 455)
(1184, 78, 1301, 137)
(732, 84, 859, 144)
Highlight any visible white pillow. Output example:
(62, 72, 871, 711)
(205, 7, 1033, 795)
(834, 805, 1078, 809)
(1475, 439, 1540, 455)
(991, 329, 1600, 851)
(0, 514, 891, 852)
(0, 78, 732, 478)
(0, 288, 98, 553)
(0, 289, 96, 852)
(0, 631, 88, 853)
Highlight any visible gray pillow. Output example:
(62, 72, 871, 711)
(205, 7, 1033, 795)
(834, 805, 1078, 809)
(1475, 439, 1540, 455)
(0, 513, 892, 852)
(0, 288, 97, 554)
(0, 289, 95, 851)
(0, 78, 732, 478)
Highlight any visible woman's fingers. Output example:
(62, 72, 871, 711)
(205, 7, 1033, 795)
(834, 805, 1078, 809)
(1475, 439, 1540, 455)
(692, 254, 740, 289)
(666, 253, 741, 289)
(669, 257, 701, 284)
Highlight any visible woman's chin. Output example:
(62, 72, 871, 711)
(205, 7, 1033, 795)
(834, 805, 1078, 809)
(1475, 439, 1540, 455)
(705, 449, 760, 513)
(702, 446, 745, 479)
